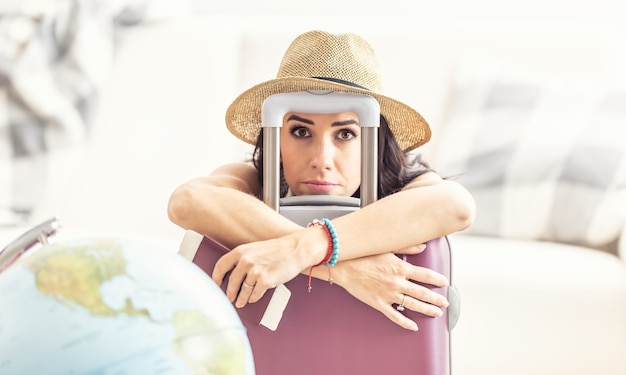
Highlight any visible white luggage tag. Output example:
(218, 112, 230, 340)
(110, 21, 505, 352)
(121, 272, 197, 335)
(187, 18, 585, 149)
(259, 284, 291, 331)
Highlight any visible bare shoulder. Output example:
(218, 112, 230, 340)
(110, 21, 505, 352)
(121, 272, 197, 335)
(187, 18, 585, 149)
(402, 171, 444, 189)
(207, 162, 260, 196)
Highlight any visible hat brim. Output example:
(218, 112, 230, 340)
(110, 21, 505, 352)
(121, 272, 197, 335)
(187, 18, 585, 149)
(225, 77, 431, 152)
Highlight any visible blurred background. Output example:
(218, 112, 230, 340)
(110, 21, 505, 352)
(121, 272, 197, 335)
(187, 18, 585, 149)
(2, 0, 625, 249)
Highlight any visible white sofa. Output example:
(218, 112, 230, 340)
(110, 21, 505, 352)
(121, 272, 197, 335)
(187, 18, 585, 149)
(3, 9, 626, 375)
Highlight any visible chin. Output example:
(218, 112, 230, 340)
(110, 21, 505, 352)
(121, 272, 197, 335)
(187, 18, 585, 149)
(295, 187, 339, 196)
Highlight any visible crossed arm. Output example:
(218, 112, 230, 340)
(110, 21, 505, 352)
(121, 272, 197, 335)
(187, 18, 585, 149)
(168, 162, 475, 330)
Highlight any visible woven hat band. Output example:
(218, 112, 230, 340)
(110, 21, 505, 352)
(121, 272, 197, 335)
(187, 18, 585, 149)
(312, 77, 370, 91)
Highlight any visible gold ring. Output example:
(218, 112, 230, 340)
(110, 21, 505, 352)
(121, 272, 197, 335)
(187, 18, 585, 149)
(243, 280, 255, 288)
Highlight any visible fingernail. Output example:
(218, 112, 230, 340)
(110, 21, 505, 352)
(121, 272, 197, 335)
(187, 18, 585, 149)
(439, 296, 449, 307)
(417, 244, 426, 251)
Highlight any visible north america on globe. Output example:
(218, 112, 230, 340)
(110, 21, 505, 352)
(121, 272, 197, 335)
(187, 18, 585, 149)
(0, 237, 254, 375)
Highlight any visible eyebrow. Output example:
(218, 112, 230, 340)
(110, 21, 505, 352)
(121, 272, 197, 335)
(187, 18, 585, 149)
(286, 114, 359, 127)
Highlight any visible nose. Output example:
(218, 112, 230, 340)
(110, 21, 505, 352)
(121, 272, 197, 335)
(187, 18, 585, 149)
(309, 136, 335, 170)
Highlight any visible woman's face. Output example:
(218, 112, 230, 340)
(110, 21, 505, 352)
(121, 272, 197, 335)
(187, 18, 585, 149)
(280, 112, 361, 196)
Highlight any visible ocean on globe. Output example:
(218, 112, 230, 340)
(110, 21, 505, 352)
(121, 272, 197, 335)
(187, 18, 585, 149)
(0, 237, 255, 375)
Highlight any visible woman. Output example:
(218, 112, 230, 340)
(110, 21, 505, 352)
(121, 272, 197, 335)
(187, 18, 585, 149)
(168, 30, 475, 331)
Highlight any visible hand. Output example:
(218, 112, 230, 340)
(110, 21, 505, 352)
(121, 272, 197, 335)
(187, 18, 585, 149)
(332, 245, 449, 331)
(211, 229, 324, 308)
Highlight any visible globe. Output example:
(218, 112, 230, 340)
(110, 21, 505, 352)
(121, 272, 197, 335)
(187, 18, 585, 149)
(0, 236, 255, 375)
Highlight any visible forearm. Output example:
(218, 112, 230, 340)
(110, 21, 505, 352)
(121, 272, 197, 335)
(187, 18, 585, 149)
(170, 172, 474, 274)
(330, 179, 474, 262)
(168, 180, 301, 249)
(301, 179, 474, 282)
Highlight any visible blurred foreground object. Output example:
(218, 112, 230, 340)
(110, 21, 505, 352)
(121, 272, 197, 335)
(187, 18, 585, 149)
(0, 227, 254, 375)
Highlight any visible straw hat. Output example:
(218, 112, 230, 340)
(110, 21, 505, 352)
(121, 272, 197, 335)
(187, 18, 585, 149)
(225, 30, 431, 152)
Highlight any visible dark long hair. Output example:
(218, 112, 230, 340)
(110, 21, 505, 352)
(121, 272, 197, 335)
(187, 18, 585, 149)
(251, 115, 430, 199)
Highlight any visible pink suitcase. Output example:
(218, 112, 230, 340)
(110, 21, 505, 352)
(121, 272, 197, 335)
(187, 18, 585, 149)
(179, 91, 461, 374)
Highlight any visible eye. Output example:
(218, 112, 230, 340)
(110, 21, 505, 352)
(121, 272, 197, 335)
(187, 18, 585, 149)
(337, 129, 356, 141)
(289, 126, 311, 138)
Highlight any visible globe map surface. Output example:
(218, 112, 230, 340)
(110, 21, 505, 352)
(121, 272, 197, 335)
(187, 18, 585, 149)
(0, 237, 254, 375)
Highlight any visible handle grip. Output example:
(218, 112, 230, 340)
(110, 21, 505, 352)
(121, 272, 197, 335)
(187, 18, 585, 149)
(261, 91, 380, 211)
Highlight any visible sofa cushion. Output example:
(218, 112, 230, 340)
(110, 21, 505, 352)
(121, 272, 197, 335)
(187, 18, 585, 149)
(449, 233, 626, 375)
(427, 57, 626, 253)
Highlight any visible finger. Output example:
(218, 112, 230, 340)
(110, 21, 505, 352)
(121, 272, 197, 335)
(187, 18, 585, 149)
(247, 281, 271, 304)
(225, 266, 249, 303)
(407, 266, 449, 287)
(234, 278, 255, 308)
(211, 253, 237, 287)
(380, 304, 418, 331)
(405, 282, 449, 308)
(236, 278, 273, 307)
(401, 293, 446, 317)
(393, 244, 426, 255)
(242, 279, 256, 289)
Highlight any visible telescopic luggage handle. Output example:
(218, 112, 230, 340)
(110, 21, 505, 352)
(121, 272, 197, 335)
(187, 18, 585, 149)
(261, 90, 380, 216)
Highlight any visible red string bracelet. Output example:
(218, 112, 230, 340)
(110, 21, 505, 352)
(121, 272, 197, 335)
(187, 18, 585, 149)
(307, 219, 334, 292)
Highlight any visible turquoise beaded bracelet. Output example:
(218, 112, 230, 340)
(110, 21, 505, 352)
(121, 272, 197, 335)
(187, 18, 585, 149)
(306, 218, 340, 292)
(319, 218, 339, 267)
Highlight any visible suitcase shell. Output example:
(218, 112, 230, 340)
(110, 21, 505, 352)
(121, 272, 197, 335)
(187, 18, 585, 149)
(181, 91, 460, 374)
(182, 232, 458, 375)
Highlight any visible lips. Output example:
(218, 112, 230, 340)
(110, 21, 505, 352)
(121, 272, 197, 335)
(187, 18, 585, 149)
(302, 180, 337, 193)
